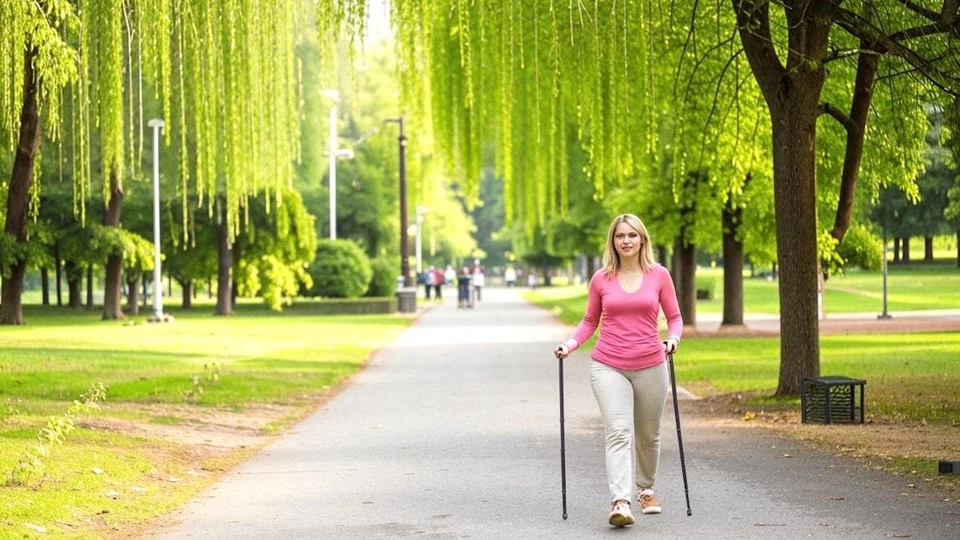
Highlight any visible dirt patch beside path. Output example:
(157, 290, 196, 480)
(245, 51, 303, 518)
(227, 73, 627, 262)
(684, 393, 960, 502)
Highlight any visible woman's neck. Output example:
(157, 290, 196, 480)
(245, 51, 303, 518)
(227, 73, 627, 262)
(619, 259, 642, 273)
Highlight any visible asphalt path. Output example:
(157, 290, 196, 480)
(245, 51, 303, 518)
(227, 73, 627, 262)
(154, 287, 959, 539)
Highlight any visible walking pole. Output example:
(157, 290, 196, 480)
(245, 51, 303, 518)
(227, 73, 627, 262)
(558, 354, 568, 520)
(667, 351, 693, 516)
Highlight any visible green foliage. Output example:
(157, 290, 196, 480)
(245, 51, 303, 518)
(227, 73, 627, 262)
(837, 224, 883, 272)
(7, 383, 107, 487)
(366, 255, 398, 297)
(306, 239, 372, 298)
(234, 191, 318, 311)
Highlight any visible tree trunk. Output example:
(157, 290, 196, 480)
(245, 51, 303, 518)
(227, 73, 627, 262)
(956, 226, 959, 268)
(66, 262, 82, 308)
(586, 254, 597, 278)
(721, 197, 744, 326)
(55, 245, 63, 307)
(893, 238, 901, 262)
(541, 263, 552, 286)
(127, 276, 140, 315)
(86, 265, 94, 309)
(673, 237, 697, 328)
(734, 0, 833, 396)
(902, 237, 911, 263)
(924, 236, 934, 262)
(102, 166, 125, 320)
(768, 99, 823, 395)
(0, 49, 41, 325)
(41, 268, 50, 306)
(181, 280, 193, 309)
(215, 208, 233, 315)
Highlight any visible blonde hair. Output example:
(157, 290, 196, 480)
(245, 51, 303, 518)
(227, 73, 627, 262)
(601, 214, 655, 276)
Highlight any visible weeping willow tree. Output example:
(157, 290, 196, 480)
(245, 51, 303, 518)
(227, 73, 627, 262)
(0, 0, 303, 323)
(325, 1, 958, 395)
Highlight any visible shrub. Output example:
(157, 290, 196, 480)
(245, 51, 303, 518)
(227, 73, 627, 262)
(837, 224, 883, 271)
(366, 255, 399, 297)
(305, 239, 372, 298)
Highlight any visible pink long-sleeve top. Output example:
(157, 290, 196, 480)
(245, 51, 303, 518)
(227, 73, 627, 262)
(567, 264, 683, 371)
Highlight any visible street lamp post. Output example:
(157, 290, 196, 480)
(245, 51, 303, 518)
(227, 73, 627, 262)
(147, 119, 169, 323)
(415, 205, 429, 273)
(386, 116, 412, 287)
(322, 90, 341, 239)
(879, 228, 892, 319)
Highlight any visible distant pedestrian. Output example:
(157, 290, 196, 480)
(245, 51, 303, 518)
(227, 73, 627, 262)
(527, 271, 537, 289)
(444, 264, 456, 285)
(504, 266, 517, 288)
(457, 266, 473, 309)
(432, 266, 444, 301)
(422, 266, 435, 300)
(471, 259, 485, 303)
(554, 213, 683, 528)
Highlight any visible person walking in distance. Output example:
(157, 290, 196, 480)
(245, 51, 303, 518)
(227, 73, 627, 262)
(471, 259, 485, 303)
(554, 213, 683, 528)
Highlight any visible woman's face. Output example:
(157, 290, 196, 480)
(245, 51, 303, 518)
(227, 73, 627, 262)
(613, 222, 642, 261)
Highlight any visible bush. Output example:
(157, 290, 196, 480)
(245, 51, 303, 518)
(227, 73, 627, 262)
(305, 239, 372, 298)
(366, 256, 399, 297)
(837, 224, 882, 271)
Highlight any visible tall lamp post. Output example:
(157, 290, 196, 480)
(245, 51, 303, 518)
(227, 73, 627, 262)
(321, 90, 354, 239)
(147, 119, 169, 322)
(415, 205, 429, 274)
(879, 227, 892, 319)
(385, 116, 412, 287)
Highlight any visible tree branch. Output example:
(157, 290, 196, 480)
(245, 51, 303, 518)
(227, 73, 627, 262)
(731, 0, 784, 98)
(817, 102, 857, 131)
(898, 0, 940, 21)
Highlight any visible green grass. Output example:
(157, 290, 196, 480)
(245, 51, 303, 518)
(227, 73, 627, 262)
(0, 305, 411, 538)
(527, 281, 960, 425)
(535, 262, 960, 317)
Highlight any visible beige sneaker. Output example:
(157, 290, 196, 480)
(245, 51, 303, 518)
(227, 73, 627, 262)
(637, 491, 662, 514)
(608, 499, 635, 527)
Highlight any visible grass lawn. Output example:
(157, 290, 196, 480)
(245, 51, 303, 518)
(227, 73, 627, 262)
(0, 304, 411, 538)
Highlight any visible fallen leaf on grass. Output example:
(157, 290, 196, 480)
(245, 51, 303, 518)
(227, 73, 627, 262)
(104, 490, 119, 499)
(91, 467, 104, 475)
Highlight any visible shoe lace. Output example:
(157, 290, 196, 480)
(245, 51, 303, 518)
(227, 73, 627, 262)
(639, 493, 658, 506)
(612, 499, 630, 512)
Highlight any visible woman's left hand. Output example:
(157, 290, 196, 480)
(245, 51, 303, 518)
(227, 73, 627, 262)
(663, 338, 679, 354)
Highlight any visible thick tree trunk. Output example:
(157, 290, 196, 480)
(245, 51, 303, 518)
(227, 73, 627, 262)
(0, 50, 41, 325)
(721, 198, 744, 326)
(541, 263, 551, 286)
(769, 100, 823, 395)
(902, 237, 911, 263)
(127, 276, 140, 315)
(923, 236, 934, 262)
(893, 238, 901, 262)
(215, 209, 233, 315)
(66, 262, 82, 308)
(86, 265, 94, 309)
(673, 237, 697, 328)
(41, 268, 50, 306)
(102, 166, 125, 320)
(181, 280, 193, 309)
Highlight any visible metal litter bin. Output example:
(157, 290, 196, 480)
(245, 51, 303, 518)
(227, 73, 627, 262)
(396, 287, 417, 313)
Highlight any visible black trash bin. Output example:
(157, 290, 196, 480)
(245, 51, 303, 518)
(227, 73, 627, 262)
(396, 287, 417, 313)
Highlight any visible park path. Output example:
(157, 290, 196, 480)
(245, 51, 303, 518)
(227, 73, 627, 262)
(151, 287, 959, 539)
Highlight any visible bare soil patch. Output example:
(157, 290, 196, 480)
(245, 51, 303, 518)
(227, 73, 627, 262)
(685, 392, 960, 501)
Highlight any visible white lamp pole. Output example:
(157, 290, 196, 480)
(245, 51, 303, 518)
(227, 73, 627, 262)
(147, 119, 165, 321)
(322, 89, 341, 239)
(415, 205, 429, 273)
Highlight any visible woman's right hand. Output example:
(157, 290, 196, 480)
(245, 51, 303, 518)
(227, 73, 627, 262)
(554, 344, 570, 359)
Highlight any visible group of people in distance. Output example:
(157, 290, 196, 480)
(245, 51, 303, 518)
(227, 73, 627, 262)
(417, 260, 486, 309)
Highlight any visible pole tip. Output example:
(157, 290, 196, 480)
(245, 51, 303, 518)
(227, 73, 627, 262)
(687, 509, 692, 516)
(562, 514, 567, 520)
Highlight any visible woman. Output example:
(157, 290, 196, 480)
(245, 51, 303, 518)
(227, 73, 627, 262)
(554, 213, 682, 528)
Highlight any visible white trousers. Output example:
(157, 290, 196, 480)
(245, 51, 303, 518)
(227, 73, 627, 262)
(590, 360, 668, 502)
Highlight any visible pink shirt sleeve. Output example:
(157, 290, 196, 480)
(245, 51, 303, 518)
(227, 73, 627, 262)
(568, 272, 603, 349)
